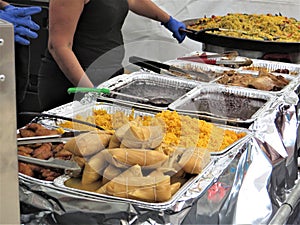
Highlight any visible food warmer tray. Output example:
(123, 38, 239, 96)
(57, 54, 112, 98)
(42, 101, 251, 156)
(24, 102, 251, 190)
(167, 58, 295, 95)
(182, 18, 300, 54)
(168, 84, 277, 125)
(95, 71, 200, 111)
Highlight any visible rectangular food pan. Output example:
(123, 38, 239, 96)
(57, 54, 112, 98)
(42, 102, 251, 155)
(238, 58, 300, 76)
(95, 71, 199, 111)
(168, 84, 276, 126)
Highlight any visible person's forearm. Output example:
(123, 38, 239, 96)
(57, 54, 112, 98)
(128, 0, 170, 23)
(0, 0, 9, 9)
(49, 46, 94, 87)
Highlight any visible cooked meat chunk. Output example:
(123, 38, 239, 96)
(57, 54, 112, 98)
(35, 128, 59, 136)
(32, 143, 53, 159)
(18, 162, 34, 177)
(248, 76, 275, 91)
(19, 129, 35, 137)
(26, 123, 45, 131)
(18, 146, 34, 155)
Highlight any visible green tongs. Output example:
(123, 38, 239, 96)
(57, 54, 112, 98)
(68, 87, 149, 102)
(67, 87, 173, 107)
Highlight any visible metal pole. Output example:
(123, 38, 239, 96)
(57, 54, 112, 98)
(268, 180, 300, 225)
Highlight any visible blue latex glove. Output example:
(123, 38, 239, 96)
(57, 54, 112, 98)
(0, 5, 41, 45)
(162, 16, 186, 43)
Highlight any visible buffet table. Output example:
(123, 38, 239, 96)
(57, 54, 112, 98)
(1, 0, 300, 224)
(17, 56, 300, 224)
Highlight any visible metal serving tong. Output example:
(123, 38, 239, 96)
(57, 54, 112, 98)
(68, 87, 150, 102)
(20, 112, 105, 131)
(68, 87, 173, 107)
(177, 51, 252, 66)
(18, 155, 82, 177)
(129, 56, 213, 82)
(17, 131, 85, 177)
(17, 130, 88, 145)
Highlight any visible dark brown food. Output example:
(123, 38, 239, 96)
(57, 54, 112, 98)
(18, 146, 34, 155)
(19, 162, 34, 177)
(18, 123, 59, 138)
(19, 129, 36, 137)
(18, 142, 71, 181)
(179, 91, 268, 120)
(41, 168, 61, 181)
(26, 123, 45, 131)
(35, 128, 60, 136)
(32, 143, 53, 160)
(274, 69, 290, 74)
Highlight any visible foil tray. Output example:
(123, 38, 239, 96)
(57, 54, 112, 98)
(168, 84, 276, 125)
(52, 160, 215, 210)
(172, 56, 295, 95)
(43, 102, 251, 156)
(165, 59, 233, 81)
(19, 136, 252, 214)
(45, 102, 154, 122)
(238, 58, 300, 76)
(94, 71, 199, 111)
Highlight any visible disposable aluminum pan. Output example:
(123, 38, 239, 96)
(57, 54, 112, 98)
(168, 84, 276, 125)
(176, 52, 300, 77)
(37, 101, 155, 129)
(165, 59, 233, 81)
(213, 71, 294, 96)
(171, 55, 295, 95)
(52, 160, 215, 210)
(238, 58, 300, 76)
(95, 71, 199, 111)
(42, 102, 251, 155)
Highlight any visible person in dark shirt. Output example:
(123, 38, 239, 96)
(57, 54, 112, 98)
(0, 0, 41, 127)
(37, 0, 187, 111)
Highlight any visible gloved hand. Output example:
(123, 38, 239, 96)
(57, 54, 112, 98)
(0, 5, 42, 45)
(162, 16, 186, 43)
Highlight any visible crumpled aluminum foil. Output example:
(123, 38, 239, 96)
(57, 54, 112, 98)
(19, 86, 299, 225)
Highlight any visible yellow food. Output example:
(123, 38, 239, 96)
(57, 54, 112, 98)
(188, 13, 300, 42)
(59, 109, 246, 154)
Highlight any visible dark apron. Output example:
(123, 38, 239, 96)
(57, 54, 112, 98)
(38, 0, 128, 112)
(15, 43, 30, 104)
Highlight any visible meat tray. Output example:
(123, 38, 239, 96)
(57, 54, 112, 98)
(168, 84, 276, 125)
(176, 51, 300, 76)
(96, 71, 199, 111)
(238, 58, 300, 76)
(169, 57, 295, 95)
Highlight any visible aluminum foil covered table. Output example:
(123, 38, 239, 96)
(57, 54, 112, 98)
(19, 82, 300, 225)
